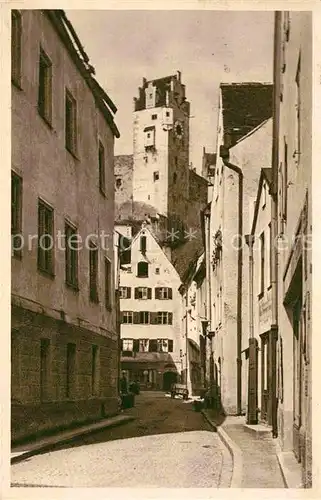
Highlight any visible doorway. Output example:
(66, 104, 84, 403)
(163, 371, 177, 391)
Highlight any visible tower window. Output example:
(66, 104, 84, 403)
(153, 171, 159, 181)
(166, 111, 170, 117)
(152, 114, 157, 120)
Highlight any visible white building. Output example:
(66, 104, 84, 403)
(116, 222, 184, 390)
(206, 82, 273, 415)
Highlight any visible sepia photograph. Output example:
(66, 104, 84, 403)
(8, 4, 313, 493)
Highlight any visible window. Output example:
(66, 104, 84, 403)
(282, 139, 288, 222)
(138, 311, 150, 324)
(153, 171, 159, 181)
(38, 48, 52, 125)
(98, 141, 106, 196)
(11, 10, 22, 87)
(262, 182, 266, 209)
(66, 343, 76, 399)
(166, 111, 170, 117)
(155, 267, 160, 275)
(116, 178, 122, 189)
(155, 287, 172, 300)
(135, 287, 152, 299)
(137, 261, 149, 277)
(147, 133, 151, 139)
(149, 339, 158, 352)
(259, 232, 265, 296)
(119, 287, 131, 299)
(173, 172, 177, 184)
(139, 339, 149, 352)
(40, 339, 50, 402)
(294, 54, 301, 163)
(268, 223, 272, 287)
(157, 312, 173, 325)
(65, 221, 78, 288)
(105, 257, 112, 309)
(65, 89, 77, 155)
(152, 114, 157, 120)
(122, 339, 133, 351)
(38, 199, 54, 275)
(157, 339, 168, 352)
(89, 241, 99, 303)
(91, 345, 99, 396)
(140, 236, 147, 254)
(122, 311, 133, 324)
(11, 172, 22, 258)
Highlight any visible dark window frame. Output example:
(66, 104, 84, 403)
(38, 199, 55, 276)
(38, 47, 52, 126)
(89, 240, 99, 303)
(11, 171, 23, 259)
(11, 10, 22, 88)
(65, 88, 78, 156)
(137, 261, 149, 277)
(105, 257, 112, 310)
(259, 231, 265, 297)
(65, 220, 79, 290)
(98, 140, 106, 196)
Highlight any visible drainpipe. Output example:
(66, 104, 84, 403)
(220, 146, 243, 416)
(270, 10, 282, 439)
(205, 212, 212, 387)
(245, 233, 258, 424)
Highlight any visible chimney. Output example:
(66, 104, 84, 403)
(142, 77, 147, 86)
(176, 70, 181, 82)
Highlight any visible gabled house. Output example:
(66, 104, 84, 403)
(117, 222, 184, 391)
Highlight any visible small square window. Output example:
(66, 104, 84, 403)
(147, 133, 151, 139)
(152, 114, 157, 120)
(155, 267, 160, 275)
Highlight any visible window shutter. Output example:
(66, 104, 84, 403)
(120, 339, 124, 350)
(127, 287, 131, 299)
(168, 313, 173, 325)
(168, 339, 173, 352)
(168, 288, 172, 299)
(120, 312, 124, 323)
(133, 312, 140, 324)
(133, 339, 139, 352)
(134, 288, 139, 299)
(155, 287, 160, 299)
(149, 339, 157, 352)
(148, 288, 152, 299)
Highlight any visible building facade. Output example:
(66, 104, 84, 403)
(117, 223, 184, 390)
(11, 9, 120, 441)
(207, 82, 273, 415)
(247, 169, 273, 424)
(275, 11, 312, 488)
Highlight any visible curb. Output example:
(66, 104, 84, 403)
(11, 415, 135, 465)
(202, 410, 243, 488)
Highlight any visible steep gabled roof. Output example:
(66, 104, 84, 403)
(251, 168, 272, 235)
(220, 82, 273, 148)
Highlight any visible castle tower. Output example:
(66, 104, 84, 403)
(132, 71, 190, 223)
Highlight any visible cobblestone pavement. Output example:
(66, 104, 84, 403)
(11, 391, 232, 488)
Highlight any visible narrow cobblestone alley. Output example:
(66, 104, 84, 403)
(11, 392, 232, 488)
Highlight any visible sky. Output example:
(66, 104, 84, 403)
(66, 10, 274, 171)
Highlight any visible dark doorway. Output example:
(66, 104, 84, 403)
(163, 371, 177, 391)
